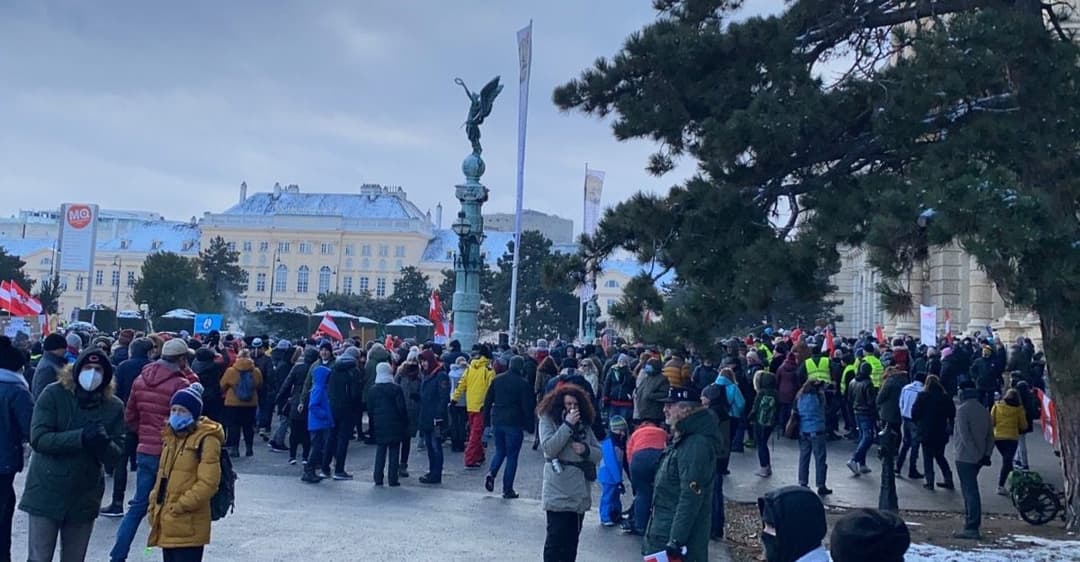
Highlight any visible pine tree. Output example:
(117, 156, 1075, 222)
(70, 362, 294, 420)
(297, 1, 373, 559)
(198, 236, 248, 311)
(133, 252, 211, 318)
(33, 274, 64, 315)
(557, 0, 1080, 528)
(0, 247, 33, 292)
(390, 266, 430, 318)
(490, 231, 579, 343)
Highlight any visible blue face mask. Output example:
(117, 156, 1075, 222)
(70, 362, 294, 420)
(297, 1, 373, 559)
(644, 365, 655, 375)
(169, 412, 194, 432)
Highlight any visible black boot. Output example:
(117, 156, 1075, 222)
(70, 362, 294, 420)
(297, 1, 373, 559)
(301, 466, 322, 483)
(229, 446, 240, 458)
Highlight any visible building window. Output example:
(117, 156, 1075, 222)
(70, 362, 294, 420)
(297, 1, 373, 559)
(76, 276, 84, 291)
(359, 277, 369, 292)
(256, 273, 266, 292)
(318, 266, 332, 294)
(275, 265, 288, 293)
(361, 245, 371, 257)
(297, 266, 310, 293)
(242, 254, 251, 266)
(255, 301, 264, 309)
(345, 257, 353, 269)
(395, 260, 403, 270)
(342, 276, 353, 295)
(242, 241, 252, 252)
(39, 257, 51, 266)
(376, 278, 387, 297)
(95, 270, 104, 286)
(258, 254, 267, 266)
(321, 243, 334, 255)
(607, 299, 616, 308)
(239, 299, 247, 309)
(604, 280, 620, 289)
(299, 242, 313, 254)
(111, 270, 120, 287)
(394, 245, 406, 258)
(60, 276, 68, 290)
(259, 241, 269, 252)
(127, 271, 136, 288)
(361, 258, 370, 270)
(227, 241, 236, 252)
(345, 244, 355, 257)
(278, 241, 290, 254)
(378, 245, 389, 257)
(378, 259, 387, 271)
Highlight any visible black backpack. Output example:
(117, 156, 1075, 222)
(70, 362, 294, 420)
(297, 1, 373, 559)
(197, 435, 237, 520)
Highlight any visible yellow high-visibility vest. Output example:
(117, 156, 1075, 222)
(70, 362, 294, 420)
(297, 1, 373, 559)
(804, 357, 831, 384)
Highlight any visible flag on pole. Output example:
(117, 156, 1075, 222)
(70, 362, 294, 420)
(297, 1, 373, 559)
(1035, 387, 1057, 446)
(10, 282, 42, 316)
(944, 309, 953, 345)
(430, 290, 447, 343)
(822, 328, 835, 356)
(875, 325, 886, 345)
(312, 312, 343, 342)
(385, 334, 394, 350)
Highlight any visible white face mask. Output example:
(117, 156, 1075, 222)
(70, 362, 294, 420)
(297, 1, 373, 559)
(78, 369, 104, 392)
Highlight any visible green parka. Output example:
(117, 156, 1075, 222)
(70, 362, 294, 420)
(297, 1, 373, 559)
(642, 407, 720, 562)
(19, 366, 125, 523)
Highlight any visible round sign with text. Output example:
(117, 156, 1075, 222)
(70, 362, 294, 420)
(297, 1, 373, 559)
(66, 205, 93, 229)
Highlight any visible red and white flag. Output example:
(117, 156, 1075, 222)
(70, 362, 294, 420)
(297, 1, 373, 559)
(9, 281, 42, 316)
(1035, 388, 1057, 446)
(790, 327, 803, 345)
(0, 281, 11, 313)
(875, 325, 886, 345)
(944, 309, 953, 345)
(429, 290, 447, 342)
(822, 328, 835, 356)
(312, 313, 343, 341)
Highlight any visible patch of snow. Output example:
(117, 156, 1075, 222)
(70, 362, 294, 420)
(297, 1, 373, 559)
(907, 535, 1080, 562)
(387, 315, 433, 326)
(222, 191, 426, 221)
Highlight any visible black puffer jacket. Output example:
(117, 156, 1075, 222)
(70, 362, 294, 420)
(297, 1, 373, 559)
(278, 349, 319, 422)
(329, 356, 363, 422)
(114, 339, 154, 404)
(848, 366, 876, 417)
(190, 352, 224, 406)
(482, 361, 534, 430)
(367, 380, 408, 444)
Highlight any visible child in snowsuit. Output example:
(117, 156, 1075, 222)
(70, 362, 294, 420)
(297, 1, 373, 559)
(598, 415, 629, 526)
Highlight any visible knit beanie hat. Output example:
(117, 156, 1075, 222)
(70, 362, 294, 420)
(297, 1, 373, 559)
(118, 329, 135, 346)
(829, 508, 910, 562)
(0, 336, 24, 372)
(609, 415, 628, 435)
(170, 383, 205, 419)
(66, 333, 83, 350)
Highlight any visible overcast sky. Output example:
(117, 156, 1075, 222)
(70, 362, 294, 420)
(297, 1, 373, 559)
(0, 0, 783, 232)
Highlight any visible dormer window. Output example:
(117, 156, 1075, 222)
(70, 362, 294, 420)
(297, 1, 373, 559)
(120, 240, 130, 250)
(151, 240, 162, 251)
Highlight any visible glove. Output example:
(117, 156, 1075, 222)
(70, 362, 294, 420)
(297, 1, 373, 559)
(81, 423, 108, 449)
(664, 543, 687, 560)
(981, 455, 992, 467)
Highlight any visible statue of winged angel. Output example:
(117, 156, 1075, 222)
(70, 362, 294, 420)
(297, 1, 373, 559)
(455, 76, 503, 155)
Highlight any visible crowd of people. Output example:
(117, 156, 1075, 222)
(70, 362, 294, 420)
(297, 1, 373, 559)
(0, 322, 1052, 561)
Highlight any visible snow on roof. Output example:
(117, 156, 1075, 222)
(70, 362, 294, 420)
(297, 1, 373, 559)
(421, 229, 516, 266)
(0, 238, 53, 257)
(222, 188, 427, 221)
(161, 309, 197, 319)
(97, 221, 200, 254)
(311, 310, 379, 324)
(387, 315, 434, 326)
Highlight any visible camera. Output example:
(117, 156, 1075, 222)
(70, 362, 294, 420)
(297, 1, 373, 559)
(550, 459, 564, 474)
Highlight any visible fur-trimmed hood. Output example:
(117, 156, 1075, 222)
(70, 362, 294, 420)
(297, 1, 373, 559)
(56, 365, 116, 399)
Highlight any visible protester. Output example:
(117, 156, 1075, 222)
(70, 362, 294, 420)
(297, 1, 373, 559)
(990, 388, 1028, 495)
(395, 351, 421, 479)
(189, 346, 224, 423)
(362, 342, 392, 443)
(624, 419, 667, 535)
(971, 345, 999, 408)
(597, 415, 627, 526)
(450, 345, 495, 469)
(20, 348, 125, 562)
(897, 371, 926, 479)
(31, 333, 68, 401)
(301, 365, 333, 484)
(103, 336, 157, 518)
(538, 384, 601, 562)
(757, 485, 829, 562)
(845, 362, 876, 476)
(448, 356, 470, 452)
(911, 374, 955, 490)
(952, 382, 995, 540)
(774, 352, 800, 432)
(1012, 378, 1041, 470)
(368, 362, 409, 486)
(483, 355, 534, 498)
(700, 383, 731, 540)
(146, 384, 224, 562)
(632, 358, 668, 424)
(642, 386, 719, 561)
(278, 347, 318, 465)
(64, 333, 82, 364)
(829, 508, 910, 562)
(110, 338, 197, 562)
(219, 349, 264, 458)
(0, 337, 33, 561)
(749, 369, 778, 477)
(794, 379, 831, 496)
(601, 354, 635, 423)
(417, 350, 450, 484)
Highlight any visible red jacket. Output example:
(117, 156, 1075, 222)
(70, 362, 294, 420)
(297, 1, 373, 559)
(125, 360, 199, 455)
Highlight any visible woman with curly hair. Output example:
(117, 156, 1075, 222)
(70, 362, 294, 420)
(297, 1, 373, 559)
(537, 384, 601, 562)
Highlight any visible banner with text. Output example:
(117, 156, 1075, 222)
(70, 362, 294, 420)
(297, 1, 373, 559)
(920, 305, 937, 345)
(58, 203, 99, 272)
(583, 167, 604, 238)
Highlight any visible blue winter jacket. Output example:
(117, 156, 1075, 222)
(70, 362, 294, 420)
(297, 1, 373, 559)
(598, 436, 623, 485)
(712, 376, 746, 419)
(796, 390, 826, 434)
(307, 366, 334, 431)
(0, 369, 33, 474)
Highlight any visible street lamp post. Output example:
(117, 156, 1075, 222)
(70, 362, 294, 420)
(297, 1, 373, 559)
(112, 256, 122, 332)
(267, 246, 280, 307)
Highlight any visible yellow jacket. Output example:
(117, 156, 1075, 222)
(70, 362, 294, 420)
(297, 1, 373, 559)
(220, 357, 263, 407)
(147, 417, 225, 549)
(991, 401, 1028, 440)
(451, 358, 494, 413)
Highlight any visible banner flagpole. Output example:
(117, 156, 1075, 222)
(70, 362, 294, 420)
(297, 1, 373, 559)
(508, 20, 533, 347)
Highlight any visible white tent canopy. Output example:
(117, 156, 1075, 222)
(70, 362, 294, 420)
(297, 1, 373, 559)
(310, 310, 380, 324)
(161, 309, 197, 319)
(386, 315, 434, 327)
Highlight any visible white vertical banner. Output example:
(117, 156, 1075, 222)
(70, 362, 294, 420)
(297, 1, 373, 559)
(508, 20, 533, 344)
(920, 305, 937, 345)
(579, 167, 604, 304)
(58, 203, 99, 307)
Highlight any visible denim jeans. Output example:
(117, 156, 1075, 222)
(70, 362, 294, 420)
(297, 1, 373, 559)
(489, 426, 524, 493)
(956, 461, 983, 531)
(110, 453, 160, 561)
(0, 472, 13, 562)
(629, 449, 662, 534)
(374, 441, 401, 485)
(710, 464, 725, 536)
(776, 403, 793, 434)
(898, 418, 921, 472)
(731, 418, 746, 452)
(798, 432, 828, 488)
(308, 429, 329, 472)
(754, 423, 774, 468)
(421, 429, 444, 479)
(851, 415, 876, 465)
